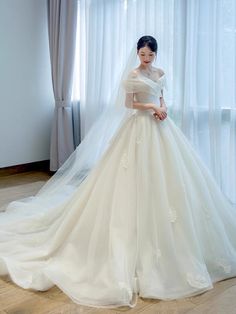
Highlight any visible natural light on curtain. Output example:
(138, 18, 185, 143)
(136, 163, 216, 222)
(72, 0, 174, 135)
(171, 0, 236, 204)
(72, 0, 236, 204)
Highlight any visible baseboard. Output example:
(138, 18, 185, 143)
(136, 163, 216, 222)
(0, 160, 51, 177)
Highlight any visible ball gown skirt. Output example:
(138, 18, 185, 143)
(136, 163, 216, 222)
(0, 109, 236, 308)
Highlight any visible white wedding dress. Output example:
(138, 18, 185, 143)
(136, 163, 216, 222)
(0, 69, 236, 308)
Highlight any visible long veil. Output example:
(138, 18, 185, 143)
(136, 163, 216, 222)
(0, 45, 139, 212)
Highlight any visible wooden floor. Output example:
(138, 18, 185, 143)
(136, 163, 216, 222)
(0, 171, 236, 314)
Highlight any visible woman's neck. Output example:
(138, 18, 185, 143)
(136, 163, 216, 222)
(138, 64, 153, 72)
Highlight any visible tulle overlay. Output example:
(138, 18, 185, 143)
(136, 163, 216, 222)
(1, 71, 236, 308)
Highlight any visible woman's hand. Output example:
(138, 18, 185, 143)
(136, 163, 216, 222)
(152, 106, 167, 121)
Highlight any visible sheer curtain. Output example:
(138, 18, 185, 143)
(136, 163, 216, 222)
(73, 0, 174, 137)
(172, 0, 236, 204)
(72, 0, 236, 204)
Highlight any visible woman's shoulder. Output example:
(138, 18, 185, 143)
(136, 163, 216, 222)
(152, 67, 165, 77)
(127, 68, 139, 79)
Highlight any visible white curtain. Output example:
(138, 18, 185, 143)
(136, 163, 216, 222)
(72, 0, 236, 204)
(172, 0, 236, 204)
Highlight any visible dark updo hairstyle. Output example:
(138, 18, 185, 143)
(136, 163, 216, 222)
(137, 35, 158, 53)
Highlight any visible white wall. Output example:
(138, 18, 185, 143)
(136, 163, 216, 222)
(0, 0, 54, 167)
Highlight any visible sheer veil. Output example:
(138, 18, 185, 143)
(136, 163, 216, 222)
(0, 45, 139, 212)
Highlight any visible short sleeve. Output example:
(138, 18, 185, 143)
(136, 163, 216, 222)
(125, 92, 134, 108)
(127, 70, 138, 80)
(159, 74, 168, 91)
(123, 70, 138, 108)
(122, 70, 139, 94)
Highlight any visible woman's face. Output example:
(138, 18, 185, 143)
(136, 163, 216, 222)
(137, 46, 156, 67)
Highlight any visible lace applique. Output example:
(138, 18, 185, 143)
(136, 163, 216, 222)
(120, 152, 128, 169)
(136, 137, 142, 144)
(118, 281, 132, 296)
(216, 258, 231, 274)
(133, 275, 139, 293)
(155, 249, 162, 259)
(153, 249, 162, 266)
(169, 208, 177, 223)
(180, 181, 187, 195)
(186, 273, 209, 289)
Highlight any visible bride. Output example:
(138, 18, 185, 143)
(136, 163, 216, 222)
(0, 35, 236, 309)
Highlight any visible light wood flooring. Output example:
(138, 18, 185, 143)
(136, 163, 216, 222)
(0, 171, 236, 314)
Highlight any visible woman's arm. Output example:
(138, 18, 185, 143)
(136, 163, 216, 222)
(125, 93, 167, 120)
(160, 90, 167, 111)
(125, 93, 153, 110)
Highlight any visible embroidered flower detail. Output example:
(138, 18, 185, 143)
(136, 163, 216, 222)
(120, 152, 128, 169)
(180, 182, 187, 195)
(153, 249, 162, 266)
(155, 249, 162, 259)
(136, 137, 142, 144)
(133, 276, 139, 293)
(216, 258, 231, 274)
(186, 273, 209, 289)
(118, 281, 132, 296)
(169, 208, 177, 223)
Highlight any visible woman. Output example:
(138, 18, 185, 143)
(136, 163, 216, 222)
(0, 36, 236, 309)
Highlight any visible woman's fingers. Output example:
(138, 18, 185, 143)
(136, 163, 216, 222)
(153, 113, 161, 120)
(153, 112, 167, 120)
(153, 106, 168, 120)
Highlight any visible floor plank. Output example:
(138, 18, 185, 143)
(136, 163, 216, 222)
(0, 171, 51, 189)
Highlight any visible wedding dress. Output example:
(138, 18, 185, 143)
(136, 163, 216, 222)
(0, 66, 236, 308)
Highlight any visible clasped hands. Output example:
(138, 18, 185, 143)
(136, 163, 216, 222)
(151, 105, 168, 121)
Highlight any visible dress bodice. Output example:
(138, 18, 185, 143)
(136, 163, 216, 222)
(133, 92, 160, 106)
(123, 69, 167, 107)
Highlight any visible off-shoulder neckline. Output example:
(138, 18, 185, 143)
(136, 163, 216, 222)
(132, 68, 165, 84)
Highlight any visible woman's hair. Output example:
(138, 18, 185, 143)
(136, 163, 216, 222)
(137, 35, 158, 53)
